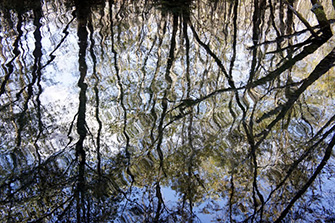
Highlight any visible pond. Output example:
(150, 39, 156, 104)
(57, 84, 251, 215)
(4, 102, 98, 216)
(1, 0, 335, 222)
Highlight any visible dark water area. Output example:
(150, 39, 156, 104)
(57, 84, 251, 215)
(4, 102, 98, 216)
(1, 0, 335, 222)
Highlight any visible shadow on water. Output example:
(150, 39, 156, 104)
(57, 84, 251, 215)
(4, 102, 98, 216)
(0, 0, 335, 222)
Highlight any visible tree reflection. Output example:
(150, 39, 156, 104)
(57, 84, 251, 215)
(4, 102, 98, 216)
(0, 0, 335, 222)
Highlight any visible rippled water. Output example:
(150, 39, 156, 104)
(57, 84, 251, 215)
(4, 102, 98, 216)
(1, 0, 335, 222)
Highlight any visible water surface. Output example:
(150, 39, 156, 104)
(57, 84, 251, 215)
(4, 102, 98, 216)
(1, 0, 335, 222)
